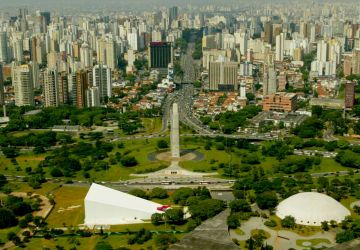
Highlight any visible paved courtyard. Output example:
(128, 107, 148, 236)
(230, 217, 336, 250)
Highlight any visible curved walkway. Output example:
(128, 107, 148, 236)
(230, 217, 336, 250)
(2, 192, 54, 250)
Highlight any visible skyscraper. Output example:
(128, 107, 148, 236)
(149, 42, 173, 72)
(93, 64, 112, 103)
(169, 6, 179, 25)
(351, 49, 360, 75)
(264, 21, 273, 44)
(80, 43, 93, 68)
(105, 39, 116, 70)
(58, 72, 69, 105)
(275, 33, 284, 61)
(75, 70, 89, 108)
(13, 64, 34, 106)
(0, 64, 4, 106)
(0, 32, 8, 63)
(239, 33, 248, 56)
(263, 65, 277, 95)
(317, 40, 327, 62)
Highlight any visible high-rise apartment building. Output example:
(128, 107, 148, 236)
(0, 32, 8, 63)
(275, 33, 284, 61)
(13, 64, 34, 106)
(0, 64, 4, 105)
(80, 43, 93, 68)
(263, 65, 277, 95)
(75, 70, 89, 108)
(58, 72, 69, 105)
(86, 86, 100, 107)
(351, 49, 360, 75)
(43, 69, 59, 107)
(345, 82, 355, 109)
(96, 38, 116, 69)
(93, 64, 111, 103)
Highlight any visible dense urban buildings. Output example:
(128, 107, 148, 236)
(1, 1, 360, 250)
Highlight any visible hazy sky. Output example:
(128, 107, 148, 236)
(0, 0, 350, 14)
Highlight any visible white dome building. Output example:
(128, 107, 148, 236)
(276, 192, 350, 226)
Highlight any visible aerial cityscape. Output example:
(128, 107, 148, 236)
(1, 0, 360, 249)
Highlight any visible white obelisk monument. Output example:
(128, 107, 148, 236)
(170, 103, 180, 160)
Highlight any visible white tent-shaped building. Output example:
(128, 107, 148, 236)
(84, 183, 164, 225)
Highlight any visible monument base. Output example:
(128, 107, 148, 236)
(131, 161, 217, 178)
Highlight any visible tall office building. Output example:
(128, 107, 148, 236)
(149, 42, 173, 72)
(264, 21, 273, 44)
(93, 64, 111, 103)
(40, 11, 51, 26)
(0, 32, 8, 63)
(169, 6, 179, 24)
(43, 69, 59, 107)
(345, 82, 355, 109)
(209, 61, 238, 91)
(275, 33, 284, 61)
(13, 64, 34, 106)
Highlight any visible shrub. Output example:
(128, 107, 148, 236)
(0, 208, 18, 229)
(264, 219, 277, 227)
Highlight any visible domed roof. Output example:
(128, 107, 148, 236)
(276, 192, 350, 226)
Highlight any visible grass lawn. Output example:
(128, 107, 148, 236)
(110, 222, 188, 232)
(251, 229, 271, 239)
(140, 118, 162, 135)
(7, 181, 61, 196)
(24, 231, 187, 250)
(180, 147, 233, 173)
(24, 236, 99, 250)
(340, 196, 360, 220)
(309, 158, 348, 173)
(46, 186, 89, 227)
(268, 215, 322, 237)
(0, 226, 20, 244)
(234, 228, 245, 235)
(9, 130, 49, 137)
(0, 153, 48, 177)
(296, 238, 331, 247)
